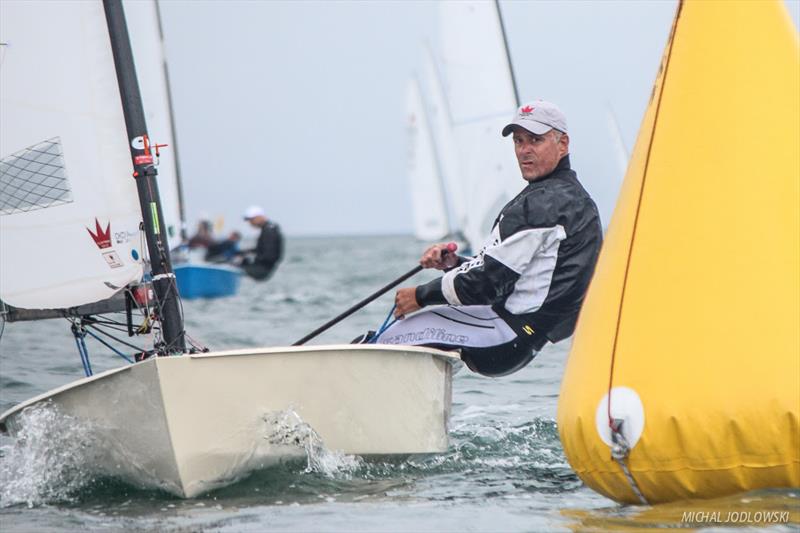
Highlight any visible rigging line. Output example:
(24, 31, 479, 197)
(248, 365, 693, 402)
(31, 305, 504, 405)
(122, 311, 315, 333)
(84, 316, 135, 329)
(147, 277, 184, 354)
(88, 323, 147, 352)
(86, 323, 130, 333)
(183, 332, 208, 352)
(494, 0, 520, 107)
(83, 329, 135, 364)
(72, 325, 93, 377)
(74, 335, 91, 377)
(368, 305, 397, 343)
(83, 316, 128, 326)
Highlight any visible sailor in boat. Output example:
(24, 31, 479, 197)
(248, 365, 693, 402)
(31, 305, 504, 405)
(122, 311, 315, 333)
(375, 100, 603, 376)
(187, 219, 215, 249)
(205, 230, 242, 263)
(239, 205, 284, 281)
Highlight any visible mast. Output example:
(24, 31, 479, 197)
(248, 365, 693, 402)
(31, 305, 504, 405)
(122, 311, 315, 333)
(494, 0, 520, 107)
(103, 0, 185, 353)
(154, 0, 188, 242)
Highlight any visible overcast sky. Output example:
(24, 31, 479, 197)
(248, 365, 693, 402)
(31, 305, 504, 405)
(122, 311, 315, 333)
(158, 0, 799, 238)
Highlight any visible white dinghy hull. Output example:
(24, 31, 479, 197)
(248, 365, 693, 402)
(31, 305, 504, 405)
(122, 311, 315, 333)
(0, 344, 460, 498)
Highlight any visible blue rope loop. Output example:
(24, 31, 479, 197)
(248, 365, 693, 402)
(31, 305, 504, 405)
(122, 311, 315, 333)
(71, 321, 137, 378)
(71, 325, 93, 377)
(368, 304, 397, 344)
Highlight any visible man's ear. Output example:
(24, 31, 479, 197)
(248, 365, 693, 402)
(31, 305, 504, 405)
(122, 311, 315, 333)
(559, 133, 570, 157)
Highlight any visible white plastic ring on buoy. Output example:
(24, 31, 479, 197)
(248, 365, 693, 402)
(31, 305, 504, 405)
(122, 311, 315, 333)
(595, 387, 645, 448)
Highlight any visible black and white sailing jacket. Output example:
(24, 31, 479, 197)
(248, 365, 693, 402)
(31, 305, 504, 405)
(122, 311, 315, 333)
(415, 155, 603, 344)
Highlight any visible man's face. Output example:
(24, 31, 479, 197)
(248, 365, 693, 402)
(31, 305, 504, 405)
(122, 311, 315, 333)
(246, 216, 264, 228)
(513, 127, 569, 181)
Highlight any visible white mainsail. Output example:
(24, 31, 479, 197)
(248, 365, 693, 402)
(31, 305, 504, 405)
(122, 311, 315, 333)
(124, 0, 183, 249)
(406, 77, 449, 241)
(0, 0, 144, 310)
(418, 44, 465, 241)
(437, 0, 520, 252)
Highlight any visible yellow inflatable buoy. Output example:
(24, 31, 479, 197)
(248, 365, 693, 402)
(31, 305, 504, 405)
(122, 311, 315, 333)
(557, 0, 799, 504)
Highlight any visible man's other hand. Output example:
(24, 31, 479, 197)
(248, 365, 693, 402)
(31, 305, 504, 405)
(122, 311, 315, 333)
(420, 243, 458, 270)
(394, 287, 421, 319)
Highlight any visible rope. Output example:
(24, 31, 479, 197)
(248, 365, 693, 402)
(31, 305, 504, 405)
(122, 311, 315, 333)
(84, 328, 135, 364)
(368, 305, 398, 343)
(610, 418, 649, 505)
(71, 324, 93, 377)
(184, 331, 209, 353)
(89, 322, 148, 352)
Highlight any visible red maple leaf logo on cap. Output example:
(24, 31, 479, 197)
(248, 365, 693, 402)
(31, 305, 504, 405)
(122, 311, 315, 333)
(87, 218, 112, 249)
(520, 105, 534, 114)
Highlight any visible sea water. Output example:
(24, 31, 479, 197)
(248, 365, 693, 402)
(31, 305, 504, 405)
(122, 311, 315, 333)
(0, 235, 797, 532)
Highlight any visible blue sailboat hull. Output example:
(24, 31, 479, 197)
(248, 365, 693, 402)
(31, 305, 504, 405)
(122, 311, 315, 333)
(174, 264, 242, 299)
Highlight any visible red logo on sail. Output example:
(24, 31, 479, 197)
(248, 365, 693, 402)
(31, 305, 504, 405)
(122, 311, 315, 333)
(520, 105, 534, 115)
(87, 218, 112, 249)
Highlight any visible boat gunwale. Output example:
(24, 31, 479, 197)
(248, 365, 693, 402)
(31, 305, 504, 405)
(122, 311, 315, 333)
(0, 344, 461, 430)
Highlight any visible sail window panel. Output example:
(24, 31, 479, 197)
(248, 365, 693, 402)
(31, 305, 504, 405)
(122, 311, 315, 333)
(0, 137, 73, 215)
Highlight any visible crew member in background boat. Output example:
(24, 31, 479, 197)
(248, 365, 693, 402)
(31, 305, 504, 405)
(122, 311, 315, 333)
(187, 219, 214, 249)
(375, 100, 603, 377)
(240, 205, 283, 281)
(205, 231, 242, 263)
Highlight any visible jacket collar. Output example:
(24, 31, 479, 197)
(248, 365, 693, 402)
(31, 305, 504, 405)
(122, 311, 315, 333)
(526, 155, 572, 186)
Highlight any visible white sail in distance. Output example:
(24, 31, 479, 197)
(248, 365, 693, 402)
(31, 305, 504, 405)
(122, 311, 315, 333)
(418, 43, 466, 242)
(406, 77, 450, 241)
(0, 1, 144, 309)
(437, 0, 521, 253)
(124, 0, 182, 249)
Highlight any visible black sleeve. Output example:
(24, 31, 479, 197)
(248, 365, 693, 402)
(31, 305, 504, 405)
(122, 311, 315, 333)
(423, 192, 567, 308)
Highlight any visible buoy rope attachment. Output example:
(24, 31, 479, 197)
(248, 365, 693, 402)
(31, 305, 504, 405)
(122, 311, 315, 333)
(610, 418, 649, 505)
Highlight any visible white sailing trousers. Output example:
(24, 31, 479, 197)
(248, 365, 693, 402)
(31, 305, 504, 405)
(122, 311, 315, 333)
(374, 305, 539, 377)
(375, 305, 517, 347)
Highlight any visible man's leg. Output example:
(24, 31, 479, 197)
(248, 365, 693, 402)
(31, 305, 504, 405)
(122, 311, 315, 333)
(374, 306, 540, 376)
(242, 262, 274, 281)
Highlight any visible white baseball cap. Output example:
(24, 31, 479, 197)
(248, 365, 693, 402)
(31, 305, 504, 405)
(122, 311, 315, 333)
(501, 100, 568, 137)
(243, 205, 265, 220)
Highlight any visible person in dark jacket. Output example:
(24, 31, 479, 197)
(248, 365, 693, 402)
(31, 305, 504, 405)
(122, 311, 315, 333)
(375, 100, 603, 376)
(240, 206, 283, 281)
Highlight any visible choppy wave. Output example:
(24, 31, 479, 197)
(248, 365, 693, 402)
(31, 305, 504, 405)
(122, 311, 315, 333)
(0, 403, 102, 508)
(0, 402, 573, 508)
(262, 409, 363, 478)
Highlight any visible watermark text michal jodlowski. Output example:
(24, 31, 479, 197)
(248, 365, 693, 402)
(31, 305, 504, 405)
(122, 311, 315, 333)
(681, 511, 791, 525)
